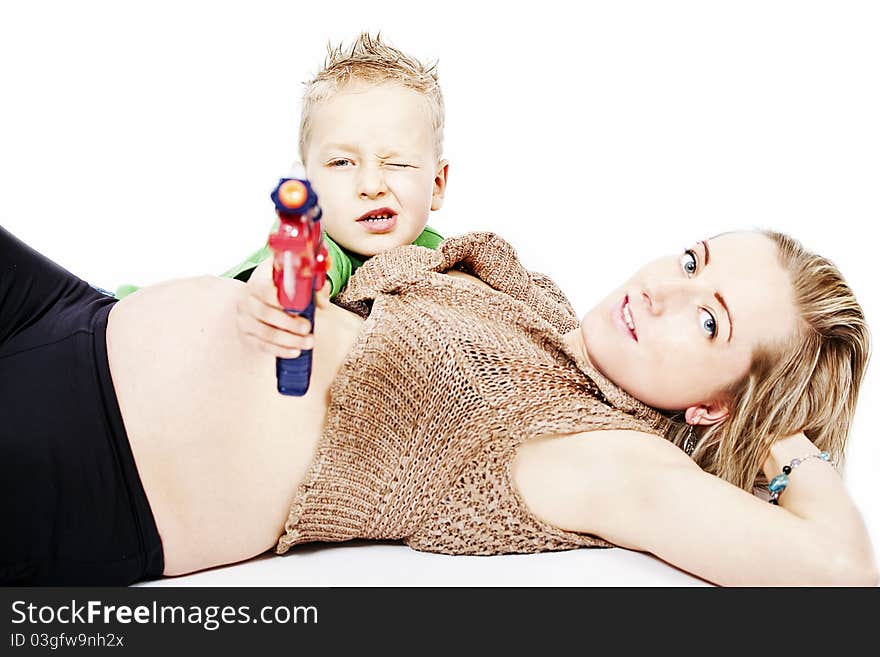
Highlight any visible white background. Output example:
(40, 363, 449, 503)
(2, 1, 878, 577)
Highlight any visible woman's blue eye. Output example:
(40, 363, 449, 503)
(699, 308, 717, 338)
(680, 250, 698, 276)
(680, 250, 714, 338)
(328, 159, 352, 167)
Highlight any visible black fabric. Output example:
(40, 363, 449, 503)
(0, 226, 164, 585)
(233, 267, 256, 283)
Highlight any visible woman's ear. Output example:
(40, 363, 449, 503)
(430, 159, 449, 211)
(684, 400, 730, 427)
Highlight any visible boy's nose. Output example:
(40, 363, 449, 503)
(357, 166, 388, 199)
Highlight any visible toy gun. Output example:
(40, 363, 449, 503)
(268, 176, 330, 396)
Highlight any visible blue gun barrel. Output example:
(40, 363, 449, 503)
(275, 298, 316, 396)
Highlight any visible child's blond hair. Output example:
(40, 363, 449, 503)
(298, 32, 444, 161)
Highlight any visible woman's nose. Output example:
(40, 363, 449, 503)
(642, 280, 691, 315)
(357, 166, 388, 199)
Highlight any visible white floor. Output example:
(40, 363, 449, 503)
(135, 542, 710, 587)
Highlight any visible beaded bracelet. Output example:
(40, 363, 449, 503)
(768, 451, 832, 505)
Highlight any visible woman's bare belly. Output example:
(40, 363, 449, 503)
(105, 276, 363, 576)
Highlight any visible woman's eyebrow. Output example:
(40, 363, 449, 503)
(715, 292, 733, 342)
(701, 241, 733, 341)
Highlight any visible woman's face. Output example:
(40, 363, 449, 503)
(579, 232, 800, 411)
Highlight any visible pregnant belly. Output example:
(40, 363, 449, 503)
(105, 276, 359, 576)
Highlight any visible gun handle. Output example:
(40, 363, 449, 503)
(275, 297, 315, 396)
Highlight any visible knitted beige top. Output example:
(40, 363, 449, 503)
(275, 232, 668, 556)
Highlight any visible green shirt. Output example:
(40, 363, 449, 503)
(114, 225, 444, 300)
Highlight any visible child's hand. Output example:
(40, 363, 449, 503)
(236, 258, 331, 358)
(314, 279, 331, 309)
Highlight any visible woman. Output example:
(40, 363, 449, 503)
(0, 226, 875, 586)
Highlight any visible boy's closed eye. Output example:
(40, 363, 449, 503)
(325, 159, 414, 169)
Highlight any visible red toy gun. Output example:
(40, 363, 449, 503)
(267, 177, 330, 396)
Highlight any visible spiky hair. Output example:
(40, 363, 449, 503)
(298, 32, 444, 160)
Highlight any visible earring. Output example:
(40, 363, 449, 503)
(683, 422, 697, 456)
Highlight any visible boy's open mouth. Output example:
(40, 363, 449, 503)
(357, 208, 398, 234)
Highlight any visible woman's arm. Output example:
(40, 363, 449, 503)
(512, 429, 878, 586)
(759, 432, 876, 570)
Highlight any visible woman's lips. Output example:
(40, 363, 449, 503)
(613, 294, 638, 342)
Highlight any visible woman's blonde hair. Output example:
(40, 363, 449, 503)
(665, 230, 871, 491)
(298, 32, 444, 161)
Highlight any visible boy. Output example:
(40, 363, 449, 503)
(118, 33, 450, 358)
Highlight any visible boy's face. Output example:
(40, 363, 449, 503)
(303, 81, 448, 256)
